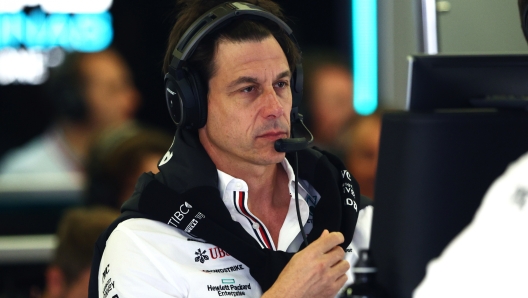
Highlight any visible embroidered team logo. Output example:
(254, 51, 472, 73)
(158, 150, 173, 166)
(341, 170, 351, 181)
(195, 248, 209, 263)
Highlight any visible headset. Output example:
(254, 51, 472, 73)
(164, 2, 313, 152)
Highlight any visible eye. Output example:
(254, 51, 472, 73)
(241, 86, 255, 93)
(275, 81, 289, 88)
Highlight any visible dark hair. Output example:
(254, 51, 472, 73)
(298, 48, 351, 130)
(52, 206, 119, 285)
(85, 123, 173, 209)
(163, 0, 301, 86)
(47, 48, 125, 122)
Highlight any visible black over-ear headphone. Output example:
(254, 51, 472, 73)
(164, 2, 304, 131)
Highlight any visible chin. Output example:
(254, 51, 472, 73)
(265, 150, 286, 165)
(251, 150, 285, 166)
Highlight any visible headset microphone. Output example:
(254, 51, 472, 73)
(274, 113, 314, 153)
(274, 111, 314, 247)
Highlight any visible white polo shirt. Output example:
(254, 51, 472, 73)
(98, 158, 373, 298)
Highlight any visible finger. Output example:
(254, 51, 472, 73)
(322, 246, 346, 266)
(331, 259, 350, 273)
(327, 260, 350, 282)
(334, 272, 349, 289)
(310, 232, 345, 254)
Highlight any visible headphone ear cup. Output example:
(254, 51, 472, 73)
(291, 62, 303, 110)
(186, 67, 208, 129)
(165, 68, 207, 129)
(165, 73, 184, 126)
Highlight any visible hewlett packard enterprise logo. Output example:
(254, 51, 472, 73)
(206, 279, 252, 296)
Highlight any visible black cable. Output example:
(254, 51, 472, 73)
(294, 151, 309, 247)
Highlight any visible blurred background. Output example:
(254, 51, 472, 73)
(1, 0, 528, 297)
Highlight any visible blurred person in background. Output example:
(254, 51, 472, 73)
(0, 49, 140, 197)
(337, 112, 382, 199)
(39, 206, 119, 298)
(301, 49, 355, 155)
(84, 123, 173, 210)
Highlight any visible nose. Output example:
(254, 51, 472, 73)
(261, 88, 284, 119)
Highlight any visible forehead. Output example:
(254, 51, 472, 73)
(79, 51, 130, 83)
(212, 36, 290, 78)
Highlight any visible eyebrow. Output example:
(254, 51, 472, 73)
(227, 70, 292, 89)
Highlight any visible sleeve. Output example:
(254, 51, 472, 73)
(98, 222, 188, 298)
(413, 153, 528, 298)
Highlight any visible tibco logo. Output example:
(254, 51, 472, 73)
(167, 202, 192, 228)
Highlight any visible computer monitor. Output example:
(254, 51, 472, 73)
(370, 54, 528, 298)
(406, 54, 528, 111)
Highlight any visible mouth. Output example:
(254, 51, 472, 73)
(257, 131, 289, 141)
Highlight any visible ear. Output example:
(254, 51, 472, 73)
(44, 266, 66, 298)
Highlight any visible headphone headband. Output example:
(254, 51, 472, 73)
(171, 2, 297, 69)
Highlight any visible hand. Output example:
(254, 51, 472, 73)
(262, 230, 350, 298)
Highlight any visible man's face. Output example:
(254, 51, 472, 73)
(199, 36, 292, 168)
(80, 50, 139, 129)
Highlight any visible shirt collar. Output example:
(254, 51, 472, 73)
(217, 158, 299, 199)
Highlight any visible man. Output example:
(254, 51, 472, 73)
(43, 207, 119, 298)
(0, 49, 140, 197)
(302, 51, 355, 154)
(338, 112, 382, 199)
(90, 1, 373, 297)
(413, 1, 528, 296)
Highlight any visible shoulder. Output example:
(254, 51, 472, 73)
(0, 135, 49, 173)
(477, 151, 528, 214)
(99, 218, 191, 297)
(105, 217, 191, 249)
(500, 151, 528, 183)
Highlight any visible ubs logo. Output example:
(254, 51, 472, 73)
(194, 247, 230, 263)
(195, 248, 209, 263)
(209, 247, 230, 260)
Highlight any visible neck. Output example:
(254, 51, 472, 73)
(200, 135, 291, 246)
(241, 162, 291, 247)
